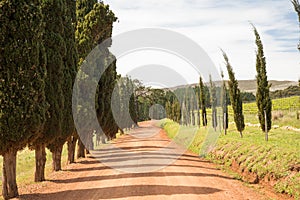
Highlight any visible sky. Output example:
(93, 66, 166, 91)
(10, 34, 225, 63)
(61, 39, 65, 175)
(105, 0, 300, 87)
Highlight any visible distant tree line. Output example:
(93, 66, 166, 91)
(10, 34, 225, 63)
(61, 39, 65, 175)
(271, 86, 300, 99)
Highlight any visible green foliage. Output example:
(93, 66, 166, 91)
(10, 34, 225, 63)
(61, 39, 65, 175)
(165, 91, 181, 124)
(97, 54, 119, 139)
(240, 92, 256, 103)
(76, 0, 97, 22)
(136, 85, 168, 122)
(75, 0, 118, 141)
(76, 1, 117, 64)
(48, 0, 78, 150)
(0, 0, 47, 154)
(222, 50, 245, 136)
(253, 26, 272, 133)
(112, 76, 137, 130)
(221, 71, 229, 131)
(199, 77, 208, 126)
(271, 86, 300, 99)
(209, 75, 218, 129)
(33, 0, 66, 151)
(149, 88, 167, 120)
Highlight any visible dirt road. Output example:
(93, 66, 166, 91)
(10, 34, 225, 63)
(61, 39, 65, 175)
(18, 121, 288, 200)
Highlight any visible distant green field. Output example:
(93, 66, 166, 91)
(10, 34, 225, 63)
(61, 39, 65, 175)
(241, 96, 299, 114)
(159, 119, 300, 199)
(205, 96, 300, 128)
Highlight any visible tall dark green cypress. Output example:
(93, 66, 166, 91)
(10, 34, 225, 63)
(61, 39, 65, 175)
(31, 0, 66, 174)
(199, 77, 207, 126)
(221, 71, 229, 135)
(97, 55, 119, 140)
(253, 26, 272, 140)
(64, 0, 79, 165)
(222, 50, 245, 137)
(190, 94, 196, 126)
(0, 0, 47, 197)
(75, 0, 117, 157)
(129, 80, 138, 125)
(174, 100, 181, 123)
(47, 0, 78, 170)
(209, 75, 218, 130)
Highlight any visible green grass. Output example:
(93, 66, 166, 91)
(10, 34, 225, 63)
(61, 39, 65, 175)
(159, 119, 300, 199)
(205, 96, 300, 128)
(0, 145, 68, 199)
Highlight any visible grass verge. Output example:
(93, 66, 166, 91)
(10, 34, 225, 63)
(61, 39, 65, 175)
(159, 119, 300, 199)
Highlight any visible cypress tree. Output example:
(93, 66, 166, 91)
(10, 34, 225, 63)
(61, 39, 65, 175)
(292, 0, 300, 50)
(46, 0, 78, 170)
(181, 101, 186, 125)
(199, 77, 207, 126)
(174, 100, 181, 123)
(209, 75, 218, 130)
(0, 0, 47, 197)
(75, 0, 95, 158)
(75, 1, 117, 157)
(222, 50, 245, 137)
(63, 0, 79, 165)
(96, 54, 118, 141)
(221, 71, 229, 135)
(196, 86, 201, 127)
(293, 0, 300, 21)
(165, 101, 171, 119)
(186, 96, 191, 126)
(253, 25, 272, 140)
(190, 94, 196, 126)
(30, 0, 66, 174)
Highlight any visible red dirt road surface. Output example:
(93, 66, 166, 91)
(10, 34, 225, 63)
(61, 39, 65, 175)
(17, 121, 290, 200)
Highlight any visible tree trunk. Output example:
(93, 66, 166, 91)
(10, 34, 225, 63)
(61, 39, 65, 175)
(87, 131, 94, 151)
(77, 138, 85, 159)
(34, 144, 46, 182)
(67, 136, 77, 164)
(2, 149, 18, 199)
(52, 145, 63, 171)
(240, 131, 243, 138)
(101, 135, 106, 144)
(86, 148, 90, 155)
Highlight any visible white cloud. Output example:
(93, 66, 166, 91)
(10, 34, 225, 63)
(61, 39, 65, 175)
(105, 0, 300, 84)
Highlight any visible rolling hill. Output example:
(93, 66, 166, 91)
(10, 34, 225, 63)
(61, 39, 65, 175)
(169, 80, 298, 93)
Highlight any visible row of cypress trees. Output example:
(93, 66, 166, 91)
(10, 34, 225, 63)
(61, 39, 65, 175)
(110, 76, 138, 136)
(164, 25, 272, 140)
(220, 25, 271, 139)
(0, 0, 118, 198)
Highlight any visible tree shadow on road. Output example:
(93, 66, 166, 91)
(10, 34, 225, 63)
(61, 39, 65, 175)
(20, 185, 222, 200)
(49, 170, 233, 184)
